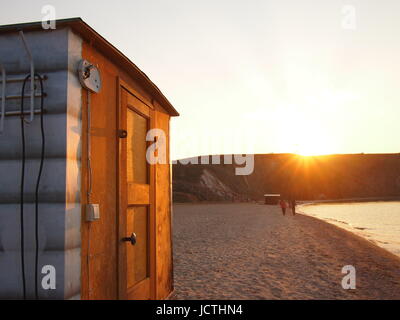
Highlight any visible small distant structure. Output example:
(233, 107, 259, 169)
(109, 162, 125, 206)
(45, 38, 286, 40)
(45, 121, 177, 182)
(264, 194, 280, 205)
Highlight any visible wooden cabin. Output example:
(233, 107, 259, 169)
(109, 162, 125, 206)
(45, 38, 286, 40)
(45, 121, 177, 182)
(0, 18, 179, 300)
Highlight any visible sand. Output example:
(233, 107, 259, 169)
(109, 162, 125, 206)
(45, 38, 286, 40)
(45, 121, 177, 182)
(170, 203, 400, 300)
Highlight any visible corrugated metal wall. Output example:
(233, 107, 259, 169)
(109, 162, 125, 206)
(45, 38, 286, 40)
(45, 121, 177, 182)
(0, 27, 82, 299)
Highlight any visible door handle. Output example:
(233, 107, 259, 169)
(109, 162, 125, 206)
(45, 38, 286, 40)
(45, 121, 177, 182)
(118, 130, 128, 139)
(122, 233, 137, 245)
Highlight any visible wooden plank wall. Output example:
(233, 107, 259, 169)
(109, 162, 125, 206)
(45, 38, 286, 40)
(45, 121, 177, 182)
(81, 41, 119, 300)
(80, 36, 173, 300)
(154, 103, 173, 299)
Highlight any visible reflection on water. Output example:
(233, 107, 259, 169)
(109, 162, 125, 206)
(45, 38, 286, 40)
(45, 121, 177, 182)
(299, 201, 400, 257)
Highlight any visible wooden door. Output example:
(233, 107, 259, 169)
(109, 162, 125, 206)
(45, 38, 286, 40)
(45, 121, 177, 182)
(118, 85, 155, 300)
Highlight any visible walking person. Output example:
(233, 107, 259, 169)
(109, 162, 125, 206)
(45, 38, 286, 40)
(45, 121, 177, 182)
(279, 199, 288, 216)
(290, 199, 297, 216)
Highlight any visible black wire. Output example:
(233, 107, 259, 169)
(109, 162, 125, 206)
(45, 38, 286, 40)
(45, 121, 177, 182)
(19, 75, 30, 300)
(34, 74, 45, 300)
(19, 74, 45, 300)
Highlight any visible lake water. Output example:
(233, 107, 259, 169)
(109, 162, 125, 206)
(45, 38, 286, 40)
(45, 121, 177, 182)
(299, 201, 400, 257)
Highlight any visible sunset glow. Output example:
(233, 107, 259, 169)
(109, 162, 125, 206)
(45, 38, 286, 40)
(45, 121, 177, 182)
(1, 0, 399, 160)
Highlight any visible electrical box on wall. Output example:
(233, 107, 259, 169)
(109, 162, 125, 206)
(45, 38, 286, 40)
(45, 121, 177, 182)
(86, 204, 100, 222)
(78, 59, 102, 93)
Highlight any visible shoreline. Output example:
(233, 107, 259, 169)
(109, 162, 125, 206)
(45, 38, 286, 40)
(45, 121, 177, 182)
(298, 201, 400, 258)
(172, 203, 400, 299)
(299, 196, 400, 205)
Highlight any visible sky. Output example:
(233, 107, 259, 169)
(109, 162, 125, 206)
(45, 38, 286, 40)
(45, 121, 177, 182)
(1, 0, 400, 159)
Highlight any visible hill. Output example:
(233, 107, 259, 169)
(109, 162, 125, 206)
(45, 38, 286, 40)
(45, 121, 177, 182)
(172, 154, 400, 202)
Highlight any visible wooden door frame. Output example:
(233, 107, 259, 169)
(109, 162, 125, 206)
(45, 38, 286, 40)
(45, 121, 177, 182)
(117, 77, 157, 300)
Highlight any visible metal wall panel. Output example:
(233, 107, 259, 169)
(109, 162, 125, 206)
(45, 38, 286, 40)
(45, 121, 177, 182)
(0, 27, 82, 299)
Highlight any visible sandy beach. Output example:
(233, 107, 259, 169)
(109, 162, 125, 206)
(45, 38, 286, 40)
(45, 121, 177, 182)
(171, 203, 400, 300)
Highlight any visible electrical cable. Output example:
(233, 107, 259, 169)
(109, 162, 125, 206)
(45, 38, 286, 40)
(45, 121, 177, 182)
(86, 89, 92, 296)
(34, 74, 45, 300)
(19, 73, 45, 300)
(87, 90, 92, 198)
(19, 75, 29, 300)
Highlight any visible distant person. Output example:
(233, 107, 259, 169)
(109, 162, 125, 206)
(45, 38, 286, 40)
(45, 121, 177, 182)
(279, 199, 287, 216)
(290, 199, 297, 215)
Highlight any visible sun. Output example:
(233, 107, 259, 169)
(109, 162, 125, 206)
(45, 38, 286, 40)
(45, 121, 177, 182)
(276, 107, 337, 157)
(294, 129, 335, 156)
(297, 143, 332, 157)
